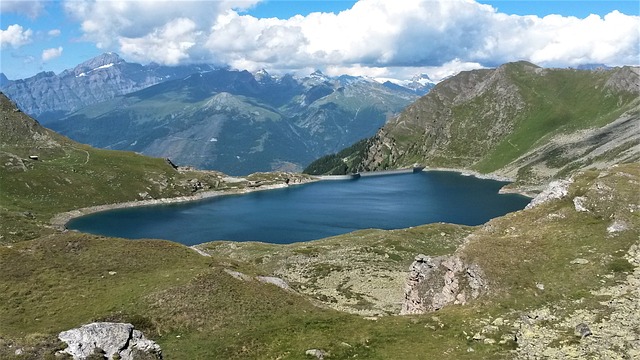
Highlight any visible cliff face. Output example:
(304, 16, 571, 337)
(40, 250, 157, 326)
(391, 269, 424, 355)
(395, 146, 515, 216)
(320, 63, 640, 185)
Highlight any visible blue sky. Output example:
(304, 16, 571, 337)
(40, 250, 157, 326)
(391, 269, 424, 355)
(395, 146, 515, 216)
(247, 0, 639, 19)
(1, 0, 639, 81)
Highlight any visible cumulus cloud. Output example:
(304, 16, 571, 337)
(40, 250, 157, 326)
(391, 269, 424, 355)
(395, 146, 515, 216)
(63, 0, 639, 80)
(42, 46, 63, 62)
(48, 29, 61, 37)
(119, 18, 199, 65)
(63, 0, 261, 65)
(0, 24, 33, 48)
(0, 0, 45, 18)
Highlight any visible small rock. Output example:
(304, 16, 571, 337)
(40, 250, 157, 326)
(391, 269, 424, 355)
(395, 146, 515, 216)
(526, 179, 573, 209)
(536, 283, 545, 290)
(473, 332, 485, 341)
(256, 276, 292, 291)
(492, 317, 504, 326)
(607, 220, 628, 234)
(224, 269, 251, 281)
(482, 325, 499, 334)
(14, 348, 23, 356)
(305, 348, 327, 359)
(575, 323, 592, 338)
(483, 338, 496, 345)
(108, 271, 117, 276)
(573, 197, 589, 212)
(570, 258, 589, 265)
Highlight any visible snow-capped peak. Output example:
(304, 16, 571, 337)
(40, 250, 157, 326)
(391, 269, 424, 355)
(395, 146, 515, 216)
(253, 68, 273, 82)
(309, 70, 329, 80)
(70, 53, 124, 77)
(409, 73, 435, 86)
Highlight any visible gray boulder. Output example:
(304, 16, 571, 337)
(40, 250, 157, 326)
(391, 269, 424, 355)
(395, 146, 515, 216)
(525, 179, 573, 209)
(400, 254, 487, 315)
(58, 322, 162, 360)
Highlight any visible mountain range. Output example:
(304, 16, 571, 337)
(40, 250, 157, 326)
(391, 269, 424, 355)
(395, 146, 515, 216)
(0, 53, 218, 123)
(43, 64, 417, 175)
(2, 53, 423, 175)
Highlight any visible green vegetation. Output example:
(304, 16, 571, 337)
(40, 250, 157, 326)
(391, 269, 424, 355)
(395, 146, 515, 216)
(321, 64, 639, 184)
(303, 138, 369, 174)
(1, 77, 639, 359)
(473, 66, 637, 173)
(466, 171, 639, 310)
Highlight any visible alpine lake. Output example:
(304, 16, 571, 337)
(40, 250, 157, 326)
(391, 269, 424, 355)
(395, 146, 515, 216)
(68, 171, 531, 246)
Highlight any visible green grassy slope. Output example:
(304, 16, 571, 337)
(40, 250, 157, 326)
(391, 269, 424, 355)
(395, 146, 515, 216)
(1, 90, 639, 359)
(308, 64, 639, 179)
(2, 163, 637, 359)
(473, 65, 637, 173)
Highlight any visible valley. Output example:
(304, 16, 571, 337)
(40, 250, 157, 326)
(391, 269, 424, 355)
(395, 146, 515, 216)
(1, 59, 638, 360)
(3, 55, 420, 175)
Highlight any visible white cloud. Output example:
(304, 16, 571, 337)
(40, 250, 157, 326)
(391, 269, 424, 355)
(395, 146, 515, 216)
(208, 0, 639, 79)
(63, 0, 640, 80)
(63, 0, 262, 65)
(0, 1, 45, 19)
(0, 24, 33, 48)
(119, 18, 199, 65)
(48, 29, 61, 37)
(42, 46, 63, 62)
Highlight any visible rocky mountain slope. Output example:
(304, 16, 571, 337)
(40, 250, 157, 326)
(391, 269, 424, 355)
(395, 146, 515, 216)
(306, 63, 640, 189)
(47, 69, 416, 175)
(0, 53, 213, 122)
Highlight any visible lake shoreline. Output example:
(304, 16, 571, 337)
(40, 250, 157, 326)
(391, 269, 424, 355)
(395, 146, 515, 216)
(50, 180, 317, 231)
(51, 167, 534, 231)
(422, 167, 535, 198)
(422, 167, 513, 181)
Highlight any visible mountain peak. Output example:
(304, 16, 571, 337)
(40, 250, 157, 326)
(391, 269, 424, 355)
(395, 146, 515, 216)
(71, 52, 125, 75)
(254, 68, 272, 82)
(410, 73, 433, 83)
(0, 73, 10, 87)
(310, 69, 328, 79)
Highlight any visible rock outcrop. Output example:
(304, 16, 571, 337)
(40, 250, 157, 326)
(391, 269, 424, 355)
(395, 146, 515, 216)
(400, 254, 487, 315)
(58, 322, 162, 360)
(525, 179, 573, 209)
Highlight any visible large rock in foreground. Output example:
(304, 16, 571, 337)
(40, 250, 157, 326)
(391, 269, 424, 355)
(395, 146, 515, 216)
(401, 254, 487, 315)
(58, 322, 162, 360)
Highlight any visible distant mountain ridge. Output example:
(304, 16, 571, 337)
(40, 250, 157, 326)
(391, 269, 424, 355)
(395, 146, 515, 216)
(48, 67, 418, 175)
(305, 62, 640, 189)
(0, 53, 215, 122)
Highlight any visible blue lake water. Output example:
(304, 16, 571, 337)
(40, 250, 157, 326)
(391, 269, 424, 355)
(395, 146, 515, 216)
(68, 171, 531, 245)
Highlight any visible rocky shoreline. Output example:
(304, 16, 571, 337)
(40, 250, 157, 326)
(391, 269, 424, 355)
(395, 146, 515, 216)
(51, 168, 535, 231)
(50, 180, 316, 231)
(422, 167, 536, 198)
